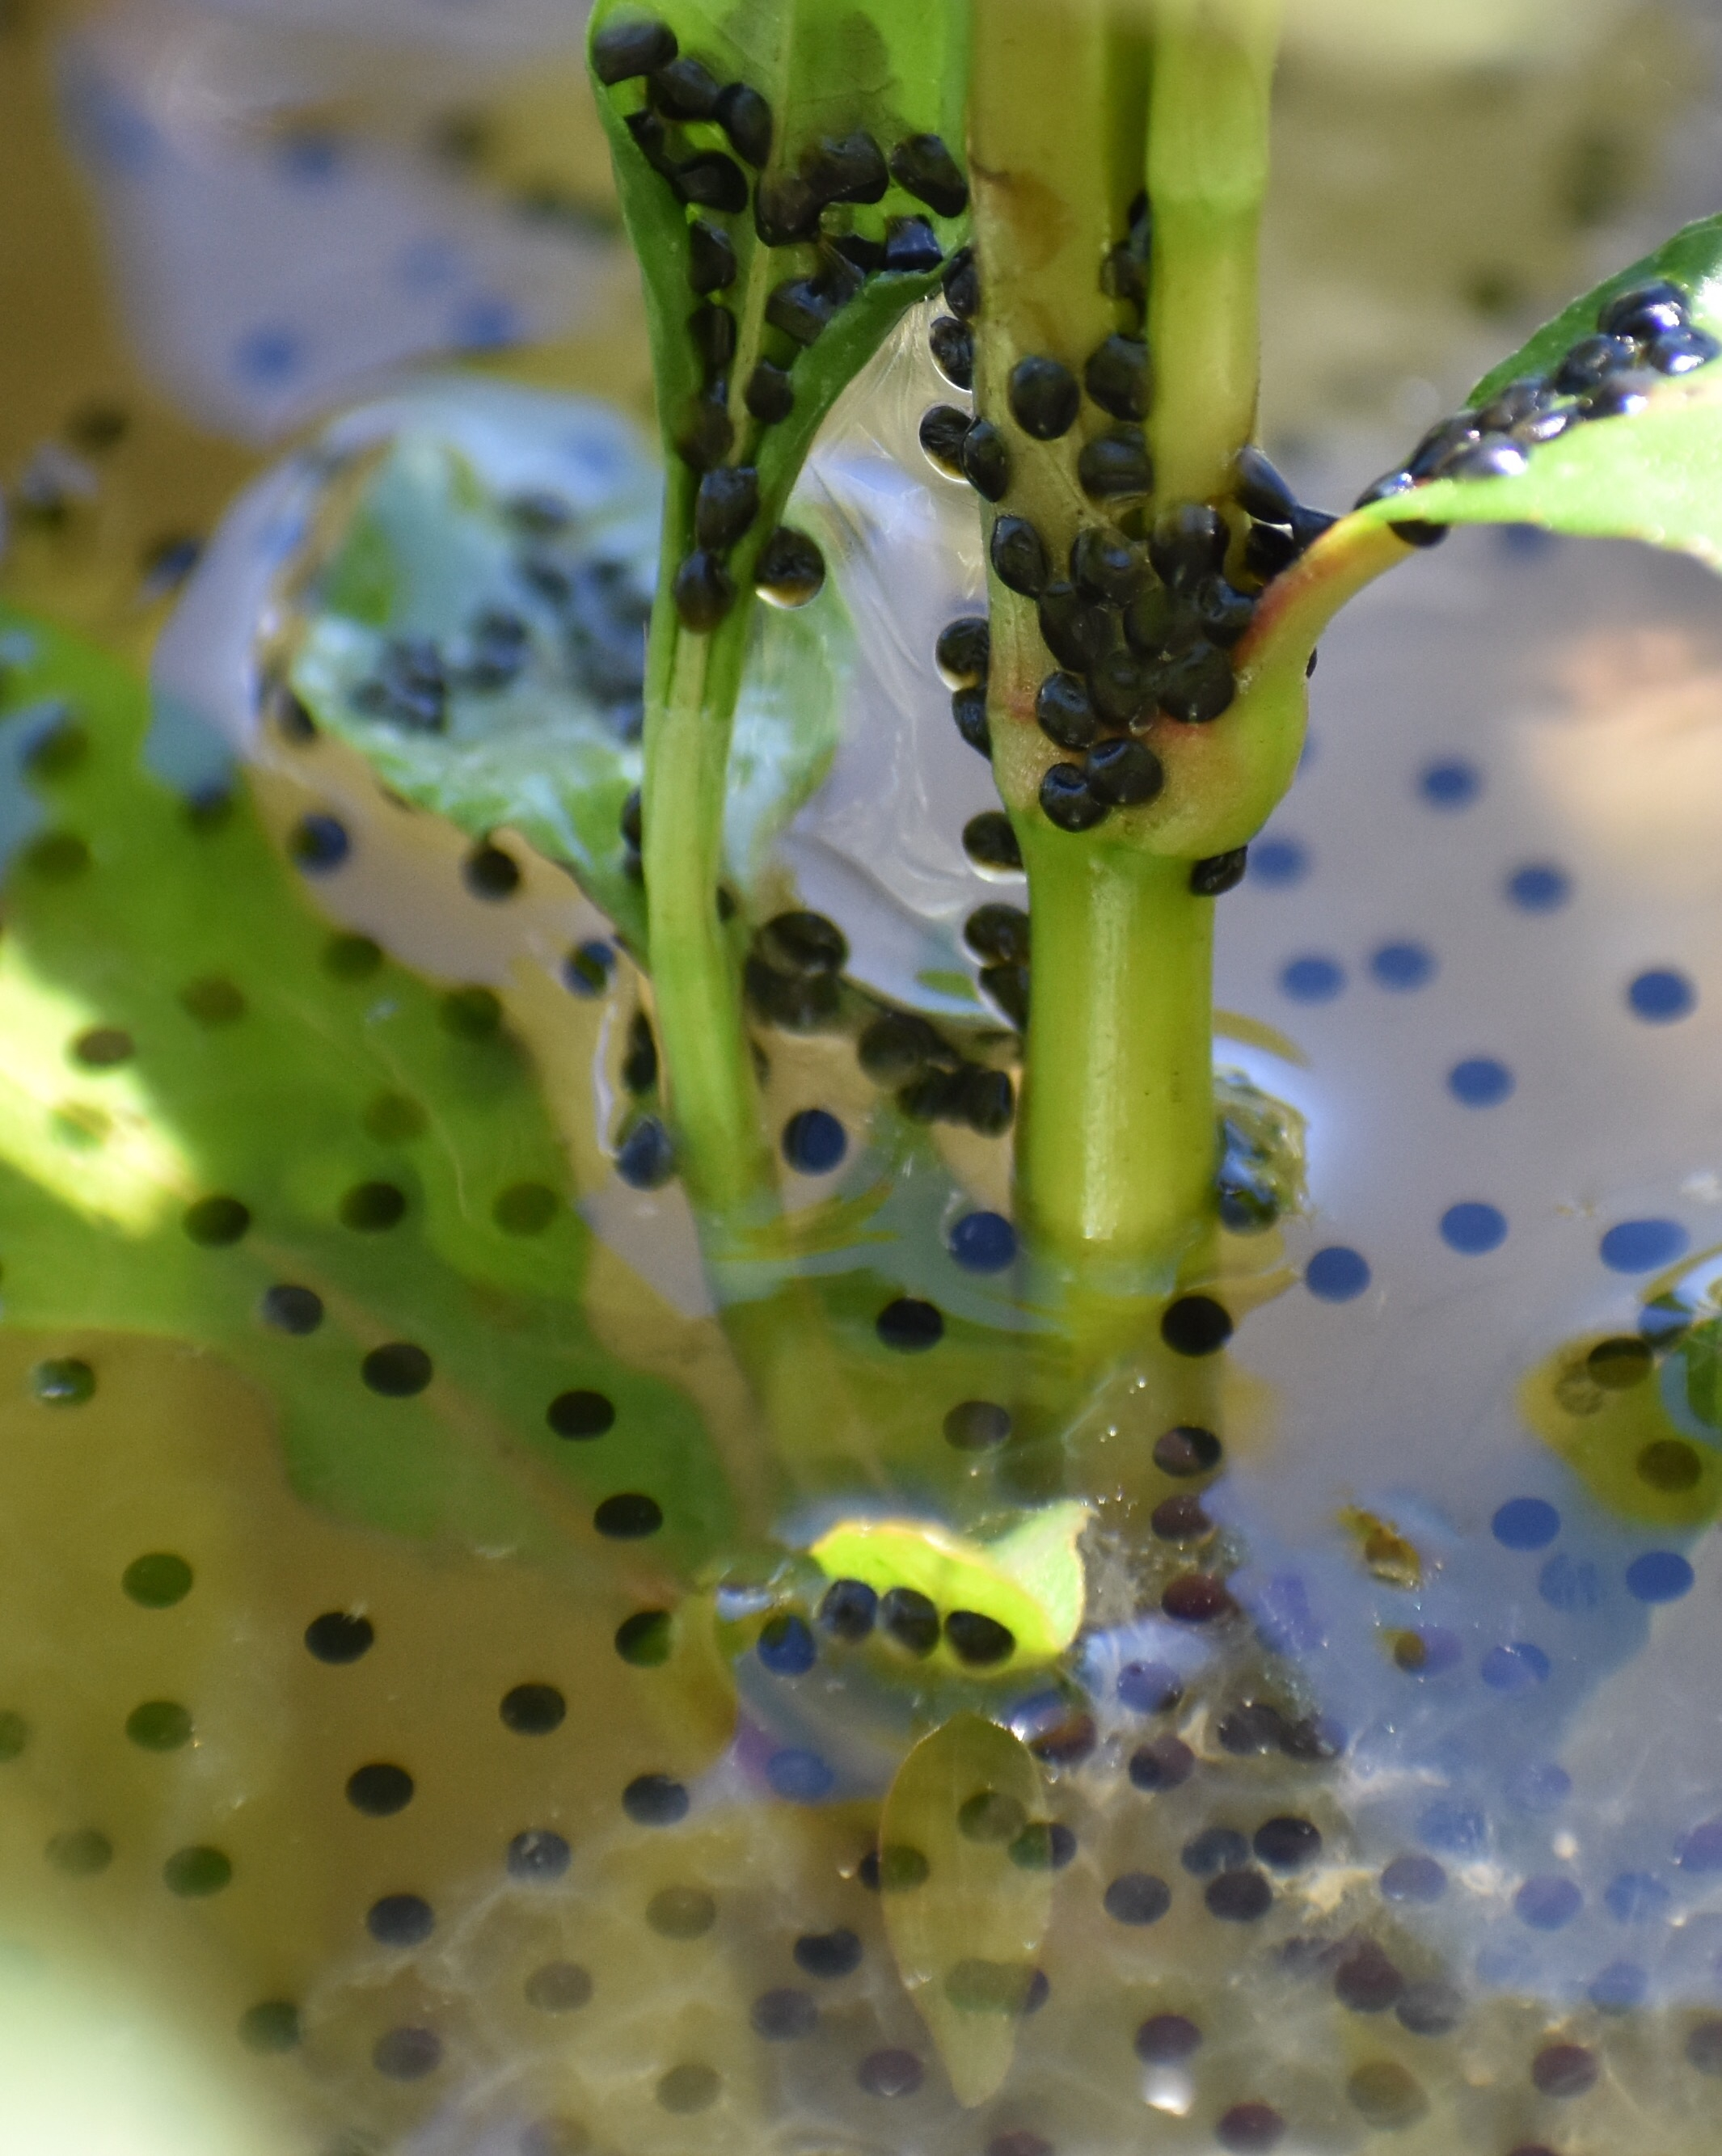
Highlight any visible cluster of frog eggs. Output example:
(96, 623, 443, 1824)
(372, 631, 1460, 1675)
(601, 897, 1289, 1210)
(731, 1409, 1319, 1695)
(1358, 274, 1720, 531)
(917, 209, 1336, 853)
(593, 890, 1022, 1185)
(347, 491, 656, 742)
(593, 12, 971, 634)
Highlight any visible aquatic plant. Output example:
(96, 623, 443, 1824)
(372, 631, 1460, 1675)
(590, 0, 1722, 1315)
(7, 3, 1722, 2150)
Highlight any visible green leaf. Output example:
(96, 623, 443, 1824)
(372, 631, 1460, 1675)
(808, 1502, 1088, 1667)
(288, 421, 850, 945)
(1344, 214, 1722, 568)
(1351, 368, 1722, 568)
(1469, 212, 1722, 408)
(589, 0, 972, 556)
(0, 603, 737, 1569)
(877, 1714, 1052, 2106)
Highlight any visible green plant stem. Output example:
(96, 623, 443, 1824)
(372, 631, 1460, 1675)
(1146, 0, 1282, 505)
(640, 493, 773, 1225)
(1015, 824, 1216, 1285)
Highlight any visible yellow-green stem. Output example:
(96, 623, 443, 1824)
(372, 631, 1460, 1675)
(1146, 0, 1281, 504)
(640, 501, 773, 1223)
(1015, 828, 1217, 1285)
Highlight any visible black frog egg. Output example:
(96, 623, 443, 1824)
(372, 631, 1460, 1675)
(959, 420, 1011, 502)
(686, 221, 737, 296)
(713, 81, 772, 167)
(673, 550, 734, 631)
(1078, 426, 1153, 501)
(935, 616, 990, 690)
(754, 170, 823, 248)
(693, 466, 759, 551)
(673, 388, 734, 474)
(1089, 648, 1153, 728)
(803, 130, 888, 207)
(1406, 414, 1480, 479)
(1149, 503, 1229, 589)
(592, 15, 678, 83)
(754, 528, 825, 607)
(929, 315, 975, 390)
(1087, 738, 1163, 807)
(1554, 332, 1639, 395)
(952, 689, 990, 756)
(1475, 377, 1552, 432)
(963, 812, 1022, 872)
(650, 55, 722, 120)
(990, 516, 1049, 597)
(1084, 334, 1150, 422)
(919, 405, 973, 480)
(674, 150, 749, 215)
(1647, 326, 1721, 375)
(1580, 369, 1660, 420)
(942, 245, 979, 321)
(1156, 641, 1235, 725)
(1007, 356, 1081, 441)
(887, 133, 969, 218)
(1444, 435, 1529, 481)
(745, 363, 796, 425)
(1035, 672, 1099, 752)
(1070, 525, 1146, 605)
(1598, 278, 1689, 341)
(1190, 576, 1256, 647)
(1040, 763, 1108, 832)
(963, 904, 1030, 966)
(1190, 847, 1248, 896)
(1232, 444, 1298, 525)
(884, 216, 943, 274)
(1037, 581, 1113, 671)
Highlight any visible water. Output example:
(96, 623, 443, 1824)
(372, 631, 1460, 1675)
(9, 1, 1722, 2149)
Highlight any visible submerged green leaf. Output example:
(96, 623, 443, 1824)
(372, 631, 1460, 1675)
(809, 1503, 1088, 1667)
(878, 1714, 1051, 2106)
(0, 604, 736, 1567)
(288, 420, 849, 946)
